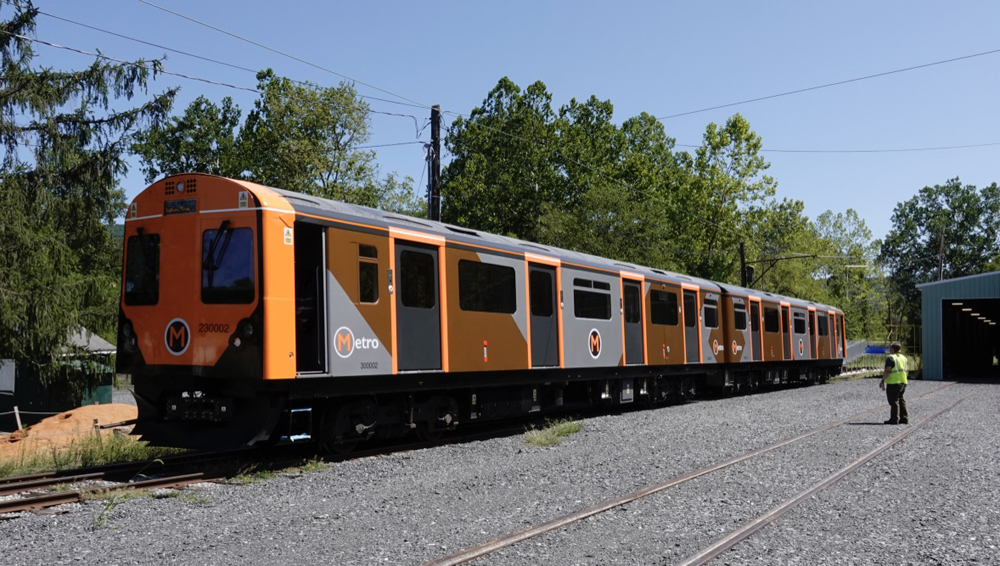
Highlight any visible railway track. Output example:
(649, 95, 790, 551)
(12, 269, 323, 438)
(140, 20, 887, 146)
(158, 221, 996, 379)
(0, 421, 534, 517)
(421, 382, 967, 566)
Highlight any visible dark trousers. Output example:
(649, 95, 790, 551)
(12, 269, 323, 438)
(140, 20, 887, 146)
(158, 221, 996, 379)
(886, 383, 908, 423)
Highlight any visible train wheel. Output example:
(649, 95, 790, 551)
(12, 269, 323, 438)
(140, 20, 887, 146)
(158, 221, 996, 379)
(417, 396, 457, 441)
(319, 401, 377, 454)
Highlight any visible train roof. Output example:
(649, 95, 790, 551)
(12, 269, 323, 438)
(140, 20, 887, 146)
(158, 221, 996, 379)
(264, 184, 726, 291)
(151, 173, 839, 311)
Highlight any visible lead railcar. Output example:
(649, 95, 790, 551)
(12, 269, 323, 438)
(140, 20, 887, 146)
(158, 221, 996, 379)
(118, 174, 846, 449)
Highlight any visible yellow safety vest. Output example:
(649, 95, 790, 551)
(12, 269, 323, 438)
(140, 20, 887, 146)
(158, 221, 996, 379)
(885, 353, 908, 385)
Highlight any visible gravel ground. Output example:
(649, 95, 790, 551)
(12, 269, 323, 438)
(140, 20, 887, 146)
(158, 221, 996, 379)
(1, 378, 994, 566)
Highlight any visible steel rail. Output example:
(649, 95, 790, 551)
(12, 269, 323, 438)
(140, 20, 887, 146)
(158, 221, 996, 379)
(0, 490, 83, 514)
(420, 382, 957, 566)
(0, 472, 209, 516)
(0, 472, 104, 497)
(676, 385, 981, 566)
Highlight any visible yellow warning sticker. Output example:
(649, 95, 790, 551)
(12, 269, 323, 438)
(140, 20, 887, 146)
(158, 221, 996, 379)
(284, 227, 294, 245)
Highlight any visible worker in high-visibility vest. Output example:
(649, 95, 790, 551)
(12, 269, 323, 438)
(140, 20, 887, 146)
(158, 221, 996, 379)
(880, 341, 909, 424)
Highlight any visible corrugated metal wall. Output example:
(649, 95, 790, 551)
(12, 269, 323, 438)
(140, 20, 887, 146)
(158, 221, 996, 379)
(919, 272, 1000, 380)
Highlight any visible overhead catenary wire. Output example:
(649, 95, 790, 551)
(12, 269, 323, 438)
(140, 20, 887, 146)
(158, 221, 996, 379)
(676, 141, 1000, 154)
(31, 4, 1000, 155)
(138, 0, 433, 111)
(2, 30, 430, 143)
(1, 30, 261, 93)
(658, 46, 1000, 120)
(29, 6, 426, 109)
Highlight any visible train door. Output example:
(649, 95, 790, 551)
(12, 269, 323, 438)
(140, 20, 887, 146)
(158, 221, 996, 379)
(529, 264, 559, 367)
(839, 317, 847, 358)
(827, 313, 835, 355)
(395, 242, 441, 371)
(781, 305, 791, 360)
(623, 280, 644, 365)
(683, 289, 700, 363)
(750, 299, 762, 361)
(808, 309, 818, 359)
(294, 223, 327, 373)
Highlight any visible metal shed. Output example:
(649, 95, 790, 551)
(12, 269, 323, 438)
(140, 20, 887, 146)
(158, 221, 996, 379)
(918, 272, 1000, 380)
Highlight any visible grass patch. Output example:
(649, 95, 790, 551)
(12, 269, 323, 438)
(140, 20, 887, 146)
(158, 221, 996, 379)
(228, 466, 278, 485)
(523, 418, 583, 448)
(87, 488, 153, 531)
(0, 433, 185, 479)
(161, 490, 212, 505)
(284, 458, 325, 474)
(81, 487, 153, 502)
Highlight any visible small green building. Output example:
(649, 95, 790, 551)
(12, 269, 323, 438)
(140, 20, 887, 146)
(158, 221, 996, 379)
(0, 328, 115, 432)
(918, 272, 1000, 380)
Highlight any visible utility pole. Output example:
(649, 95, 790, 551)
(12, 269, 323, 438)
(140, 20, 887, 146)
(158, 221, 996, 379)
(937, 223, 945, 281)
(739, 242, 747, 287)
(427, 104, 441, 222)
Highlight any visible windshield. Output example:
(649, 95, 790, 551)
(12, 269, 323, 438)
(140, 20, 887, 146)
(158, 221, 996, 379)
(124, 233, 160, 305)
(202, 227, 255, 304)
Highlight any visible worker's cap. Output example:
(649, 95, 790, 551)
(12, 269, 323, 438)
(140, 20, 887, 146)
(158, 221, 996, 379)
(890, 341, 902, 350)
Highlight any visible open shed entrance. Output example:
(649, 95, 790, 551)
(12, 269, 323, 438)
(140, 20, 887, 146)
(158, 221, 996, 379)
(942, 299, 1000, 379)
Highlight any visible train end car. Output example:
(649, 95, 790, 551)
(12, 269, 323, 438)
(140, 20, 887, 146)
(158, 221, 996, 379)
(117, 174, 297, 448)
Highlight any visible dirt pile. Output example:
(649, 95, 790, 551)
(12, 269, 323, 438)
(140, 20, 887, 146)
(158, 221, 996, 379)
(0, 404, 137, 462)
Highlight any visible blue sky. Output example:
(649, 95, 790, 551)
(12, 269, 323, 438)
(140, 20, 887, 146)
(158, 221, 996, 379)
(19, 1, 1000, 240)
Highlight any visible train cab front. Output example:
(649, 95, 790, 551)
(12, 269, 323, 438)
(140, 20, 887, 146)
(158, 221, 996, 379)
(117, 174, 297, 449)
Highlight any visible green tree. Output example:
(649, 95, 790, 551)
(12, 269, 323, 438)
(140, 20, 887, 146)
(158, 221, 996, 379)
(813, 209, 884, 339)
(683, 114, 777, 281)
(441, 77, 561, 240)
(879, 178, 1000, 323)
(539, 101, 685, 269)
(0, 3, 175, 382)
(133, 95, 242, 181)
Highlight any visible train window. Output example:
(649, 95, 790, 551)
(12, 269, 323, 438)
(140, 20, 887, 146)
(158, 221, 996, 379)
(683, 293, 697, 328)
(764, 307, 779, 333)
(623, 284, 641, 323)
(750, 304, 760, 332)
(793, 312, 806, 334)
(399, 250, 435, 309)
(124, 234, 160, 305)
(734, 303, 747, 331)
(782, 308, 790, 335)
(530, 270, 553, 317)
(704, 297, 718, 328)
(593, 280, 611, 291)
(574, 289, 611, 320)
(809, 312, 816, 336)
(650, 290, 678, 326)
(358, 251, 378, 304)
(818, 314, 829, 336)
(573, 278, 592, 289)
(458, 260, 516, 313)
(202, 227, 255, 304)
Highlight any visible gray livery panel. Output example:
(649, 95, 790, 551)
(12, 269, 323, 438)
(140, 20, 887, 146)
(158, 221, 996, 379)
(561, 267, 624, 368)
(323, 270, 394, 377)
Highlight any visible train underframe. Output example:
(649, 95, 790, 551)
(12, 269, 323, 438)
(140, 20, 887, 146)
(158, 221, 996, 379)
(131, 360, 843, 451)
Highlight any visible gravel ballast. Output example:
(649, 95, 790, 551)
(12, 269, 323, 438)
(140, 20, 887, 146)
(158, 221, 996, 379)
(1, 378, 996, 566)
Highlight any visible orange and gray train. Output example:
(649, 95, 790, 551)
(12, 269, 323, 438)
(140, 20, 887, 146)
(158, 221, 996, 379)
(117, 174, 847, 449)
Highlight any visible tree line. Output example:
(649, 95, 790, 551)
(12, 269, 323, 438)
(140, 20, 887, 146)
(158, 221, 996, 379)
(3, 3, 998, 382)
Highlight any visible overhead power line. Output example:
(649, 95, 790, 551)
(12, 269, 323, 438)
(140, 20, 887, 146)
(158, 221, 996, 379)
(32, 7, 426, 109)
(1, 30, 261, 93)
(138, 0, 432, 111)
(676, 141, 1000, 154)
(658, 46, 1000, 121)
